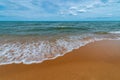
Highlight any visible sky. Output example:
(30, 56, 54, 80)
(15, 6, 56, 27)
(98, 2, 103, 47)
(0, 0, 120, 21)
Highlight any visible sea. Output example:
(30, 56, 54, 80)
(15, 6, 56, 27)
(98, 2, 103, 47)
(0, 21, 120, 65)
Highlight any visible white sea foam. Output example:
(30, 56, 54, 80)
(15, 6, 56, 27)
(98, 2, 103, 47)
(109, 31, 120, 34)
(0, 35, 120, 65)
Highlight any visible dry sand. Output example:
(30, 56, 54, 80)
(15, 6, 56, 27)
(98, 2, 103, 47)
(0, 40, 120, 80)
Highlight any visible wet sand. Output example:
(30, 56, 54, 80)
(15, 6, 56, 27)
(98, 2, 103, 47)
(0, 40, 120, 80)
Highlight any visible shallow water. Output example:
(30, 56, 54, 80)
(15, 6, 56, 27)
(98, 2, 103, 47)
(0, 21, 120, 65)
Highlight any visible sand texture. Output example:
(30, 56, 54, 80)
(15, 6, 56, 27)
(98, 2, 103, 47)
(0, 40, 120, 80)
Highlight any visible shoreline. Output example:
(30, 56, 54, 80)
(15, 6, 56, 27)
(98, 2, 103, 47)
(0, 40, 120, 80)
(0, 38, 120, 65)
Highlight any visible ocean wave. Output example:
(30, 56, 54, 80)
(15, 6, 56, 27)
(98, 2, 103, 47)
(109, 31, 120, 34)
(51, 26, 90, 30)
(94, 31, 109, 34)
(0, 35, 120, 65)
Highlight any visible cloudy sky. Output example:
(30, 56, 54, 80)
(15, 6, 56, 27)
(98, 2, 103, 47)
(0, 0, 120, 21)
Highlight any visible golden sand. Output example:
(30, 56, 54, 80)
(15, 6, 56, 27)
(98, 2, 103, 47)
(0, 40, 120, 80)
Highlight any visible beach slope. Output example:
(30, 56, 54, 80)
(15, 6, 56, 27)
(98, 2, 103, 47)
(0, 40, 120, 80)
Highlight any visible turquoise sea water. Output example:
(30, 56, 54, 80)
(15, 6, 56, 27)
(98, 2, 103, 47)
(0, 21, 120, 36)
(0, 21, 120, 65)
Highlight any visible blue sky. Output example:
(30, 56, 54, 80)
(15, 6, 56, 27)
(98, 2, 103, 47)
(0, 0, 120, 21)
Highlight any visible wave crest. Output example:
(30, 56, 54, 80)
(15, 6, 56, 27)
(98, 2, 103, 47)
(0, 35, 120, 65)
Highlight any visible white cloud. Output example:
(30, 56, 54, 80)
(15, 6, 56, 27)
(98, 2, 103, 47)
(77, 9, 87, 13)
(59, 0, 105, 15)
(69, 11, 77, 15)
(69, 6, 78, 10)
(0, 0, 120, 20)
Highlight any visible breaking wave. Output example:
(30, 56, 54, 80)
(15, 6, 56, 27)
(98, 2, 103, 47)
(0, 34, 120, 65)
(109, 31, 120, 34)
(0, 21, 120, 65)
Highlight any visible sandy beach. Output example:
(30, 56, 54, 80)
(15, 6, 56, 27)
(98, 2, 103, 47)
(0, 40, 120, 80)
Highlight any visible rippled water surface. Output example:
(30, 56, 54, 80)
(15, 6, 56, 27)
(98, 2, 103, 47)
(0, 21, 120, 65)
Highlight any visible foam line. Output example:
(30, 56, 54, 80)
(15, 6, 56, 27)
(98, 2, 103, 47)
(0, 36, 120, 65)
